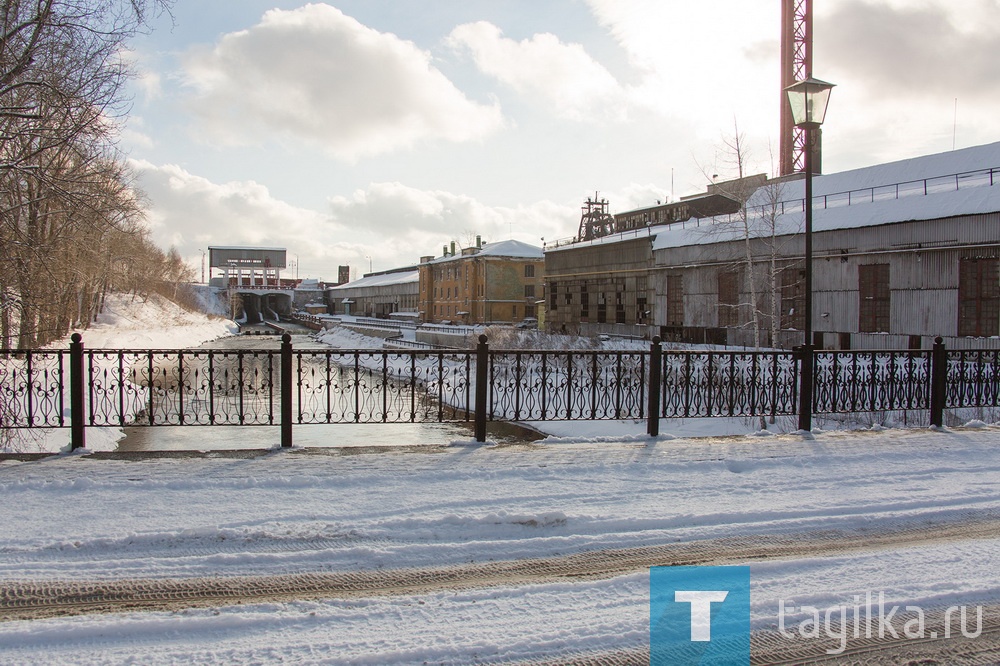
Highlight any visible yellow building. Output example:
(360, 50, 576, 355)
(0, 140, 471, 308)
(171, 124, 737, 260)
(418, 239, 544, 324)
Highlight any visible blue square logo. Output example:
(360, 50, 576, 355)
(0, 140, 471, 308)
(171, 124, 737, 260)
(650, 566, 750, 665)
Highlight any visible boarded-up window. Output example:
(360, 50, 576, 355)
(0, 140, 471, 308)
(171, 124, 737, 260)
(781, 269, 805, 330)
(666, 275, 684, 326)
(959, 257, 1000, 337)
(637, 276, 648, 323)
(717, 271, 740, 327)
(859, 264, 890, 333)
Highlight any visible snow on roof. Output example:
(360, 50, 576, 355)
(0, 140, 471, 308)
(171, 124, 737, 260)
(327, 270, 419, 290)
(427, 239, 543, 264)
(653, 184, 1000, 251)
(747, 140, 1000, 206)
(545, 227, 655, 253)
(548, 142, 1000, 254)
(652, 141, 1000, 251)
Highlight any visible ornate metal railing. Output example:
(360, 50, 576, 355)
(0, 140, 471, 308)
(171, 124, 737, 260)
(488, 350, 648, 421)
(0, 350, 66, 428)
(945, 349, 1000, 409)
(85, 349, 281, 426)
(3, 335, 998, 449)
(813, 350, 932, 414)
(659, 351, 799, 418)
(294, 350, 474, 424)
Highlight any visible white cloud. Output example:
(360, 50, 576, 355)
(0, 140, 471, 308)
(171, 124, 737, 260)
(328, 182, 576, 254)
(180, 3, 504, 160)
(132, 159, 345, 277)
(136, 70, 162, 101)
(133, 160, 576, 280)
(584, 0, 778, 138)
(446, 21, 627, 122)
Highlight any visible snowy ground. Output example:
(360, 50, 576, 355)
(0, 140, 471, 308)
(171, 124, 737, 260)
(2, 296, 999, 663)
(58, 292, 237, 351)
(1, 426, 999, 663)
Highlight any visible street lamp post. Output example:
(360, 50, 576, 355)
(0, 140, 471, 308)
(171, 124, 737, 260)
(785, 76, 834, 432)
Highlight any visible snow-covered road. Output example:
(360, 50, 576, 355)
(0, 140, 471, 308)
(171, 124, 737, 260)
(1, 425, 999, 663)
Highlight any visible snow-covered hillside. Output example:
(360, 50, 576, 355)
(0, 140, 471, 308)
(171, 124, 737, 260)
(59, 292, 237, 350)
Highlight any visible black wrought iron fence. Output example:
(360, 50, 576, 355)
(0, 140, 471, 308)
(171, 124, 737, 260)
(2, 334, 998, 450)
(0, 349, 66, 428)
(488, 350, 648, 421)
(813, 349, 932, 414)
(659, 351, 799, 419)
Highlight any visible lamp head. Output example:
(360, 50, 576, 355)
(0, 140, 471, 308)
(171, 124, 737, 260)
(785, 77, 835, 129)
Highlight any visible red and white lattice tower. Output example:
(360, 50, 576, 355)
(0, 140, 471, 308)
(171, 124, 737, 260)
(779, 0, 816, 175)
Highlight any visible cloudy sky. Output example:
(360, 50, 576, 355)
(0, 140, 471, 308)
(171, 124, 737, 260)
(124, 0, 1000, 281)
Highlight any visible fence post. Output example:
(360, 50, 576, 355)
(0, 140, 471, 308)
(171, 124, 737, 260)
(930, 336, 947, 428)
(796, 344, 813, 432)
(280, 333, 293, 448)
(69, 333, 86, 450)
(474, 334, 488, 442)
(647, 336, 662, 437)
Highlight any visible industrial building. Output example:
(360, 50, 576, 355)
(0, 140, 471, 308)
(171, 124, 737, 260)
(326, 267, 419, 318)
(545, 142, 1000, 350)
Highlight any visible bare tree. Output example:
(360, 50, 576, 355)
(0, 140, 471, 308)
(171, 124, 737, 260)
(700, 125, 799, 352)
(0, 0, 173, 347)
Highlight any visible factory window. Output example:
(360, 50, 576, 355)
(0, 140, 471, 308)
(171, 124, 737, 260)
(666, 275, 684, 327)
(859, 264, 890, 333)
(718, 270, 740, 327)
(959, 257, 999, 337)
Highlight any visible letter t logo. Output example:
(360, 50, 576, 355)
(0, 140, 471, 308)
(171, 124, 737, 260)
(674, 590, 729, 641)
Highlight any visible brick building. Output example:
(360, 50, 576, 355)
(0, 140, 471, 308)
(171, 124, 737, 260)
(419, 239, 544, 324)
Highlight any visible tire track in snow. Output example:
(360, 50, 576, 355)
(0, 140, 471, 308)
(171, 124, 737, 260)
(3, 514, 999, 622)
(526, 607, 1000, 665)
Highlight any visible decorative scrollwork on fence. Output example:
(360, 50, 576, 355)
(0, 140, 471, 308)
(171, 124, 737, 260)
(488, 351, 647, 421)
(6, 342, 1000, 439)
(85, 350, 279, 426)
(945, 349, 1000, 409)
(660, 351, 798, 418)
(0, 350, 65, 427)
(295, 350, 474, 423)
(814, 350, 931, 414)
